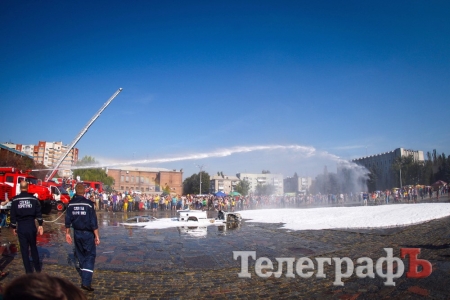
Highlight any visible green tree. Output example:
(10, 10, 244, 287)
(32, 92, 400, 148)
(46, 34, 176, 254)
(367, 166, 379, 192)
(255, 183, 275, 196)
(72, 156, 114, 187)
(182, 174, 196, 195)
(423, 155, 434, 185)
(0, 154, 34, 172)
(327, 173, 339, 194)
(310, 172, 342, 194)
(391, 155, 424, 187)
(436, 153, 450, 183)
(182, 171, 210, 195)
(76, 156, 97, 166)
(234, 179, 251, 196)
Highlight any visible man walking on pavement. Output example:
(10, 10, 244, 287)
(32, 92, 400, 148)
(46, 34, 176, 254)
(10, 181, 44, 274)
(65, 183, 100, 292)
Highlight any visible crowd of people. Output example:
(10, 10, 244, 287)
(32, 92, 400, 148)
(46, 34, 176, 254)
(66, 184, 449, 214)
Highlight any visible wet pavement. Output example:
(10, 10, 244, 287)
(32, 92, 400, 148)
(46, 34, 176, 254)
(0, 198, 449, 299)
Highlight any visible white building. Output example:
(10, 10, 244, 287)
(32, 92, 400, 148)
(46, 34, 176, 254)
(284, 176, 312, 194)
(236, 172, 284, 195)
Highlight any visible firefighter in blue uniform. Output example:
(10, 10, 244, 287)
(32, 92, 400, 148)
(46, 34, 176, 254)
(10, 181, 44, 274)
(65, 183, 100, 292)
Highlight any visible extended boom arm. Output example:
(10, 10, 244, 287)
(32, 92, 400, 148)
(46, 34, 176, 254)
(45, 88, 123, 181)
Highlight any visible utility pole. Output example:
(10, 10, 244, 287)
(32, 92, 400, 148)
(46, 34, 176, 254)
(196, 164, 204, 195)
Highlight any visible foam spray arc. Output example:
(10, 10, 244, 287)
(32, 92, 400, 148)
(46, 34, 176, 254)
(40, 144, 368, 174)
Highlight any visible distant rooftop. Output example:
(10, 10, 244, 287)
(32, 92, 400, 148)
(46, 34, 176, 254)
(0, 144, 33, 159)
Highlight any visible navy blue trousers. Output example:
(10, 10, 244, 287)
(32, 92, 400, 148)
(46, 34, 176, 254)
(74, 230, 96, 286)
(17, 222, 41, 273)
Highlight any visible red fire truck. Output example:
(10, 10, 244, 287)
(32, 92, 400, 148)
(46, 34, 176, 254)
(63, 179, 104, 194)
(41, 180, 71, 211)
(0, 167, 53, 214)
(81, 181, 104, 193)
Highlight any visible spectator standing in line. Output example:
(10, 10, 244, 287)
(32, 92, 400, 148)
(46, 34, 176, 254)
(0, 198, 11, 279)
(111, 191, 117, 212)
(102, 192, 108, 211)
(363, 192, 368, 206)
(95, 193, 100, 211)
(153, 194, 159, 212)
(171, 195, 177, 211)
(134, 193, 140, 211)
(127, 194, 133, 212)
(123, 195, 128, 212)
(68, 186, 75, 198)
(0, 196, 10, 234)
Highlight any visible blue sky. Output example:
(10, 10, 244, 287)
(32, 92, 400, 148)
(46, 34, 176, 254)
(1, 1, 449, 178)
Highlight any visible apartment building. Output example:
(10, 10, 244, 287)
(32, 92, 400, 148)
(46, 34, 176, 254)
(209, 174, 240, 194)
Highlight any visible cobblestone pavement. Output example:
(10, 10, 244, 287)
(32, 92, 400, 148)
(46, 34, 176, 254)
(0, 198, 449, 299)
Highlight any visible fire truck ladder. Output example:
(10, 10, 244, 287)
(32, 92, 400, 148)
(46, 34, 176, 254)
(45, 88, 123, 182)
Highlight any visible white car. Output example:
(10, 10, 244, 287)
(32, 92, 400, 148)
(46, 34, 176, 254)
(177, 209, 241, 224)
(120, 215, 157, 226)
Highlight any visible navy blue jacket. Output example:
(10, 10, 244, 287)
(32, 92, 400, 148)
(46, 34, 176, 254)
(10, 192, 43, 229)
(65, 195, 98, 231)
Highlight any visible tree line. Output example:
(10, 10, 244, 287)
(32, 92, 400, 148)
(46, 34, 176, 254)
(391, 150, 450, 187)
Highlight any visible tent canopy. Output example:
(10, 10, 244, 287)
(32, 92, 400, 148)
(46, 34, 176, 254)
(432, 180, 447, 187)
(215, 191, 226, 197)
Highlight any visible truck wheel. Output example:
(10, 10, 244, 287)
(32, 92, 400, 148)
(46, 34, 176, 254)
(56, 202, 66, 211)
